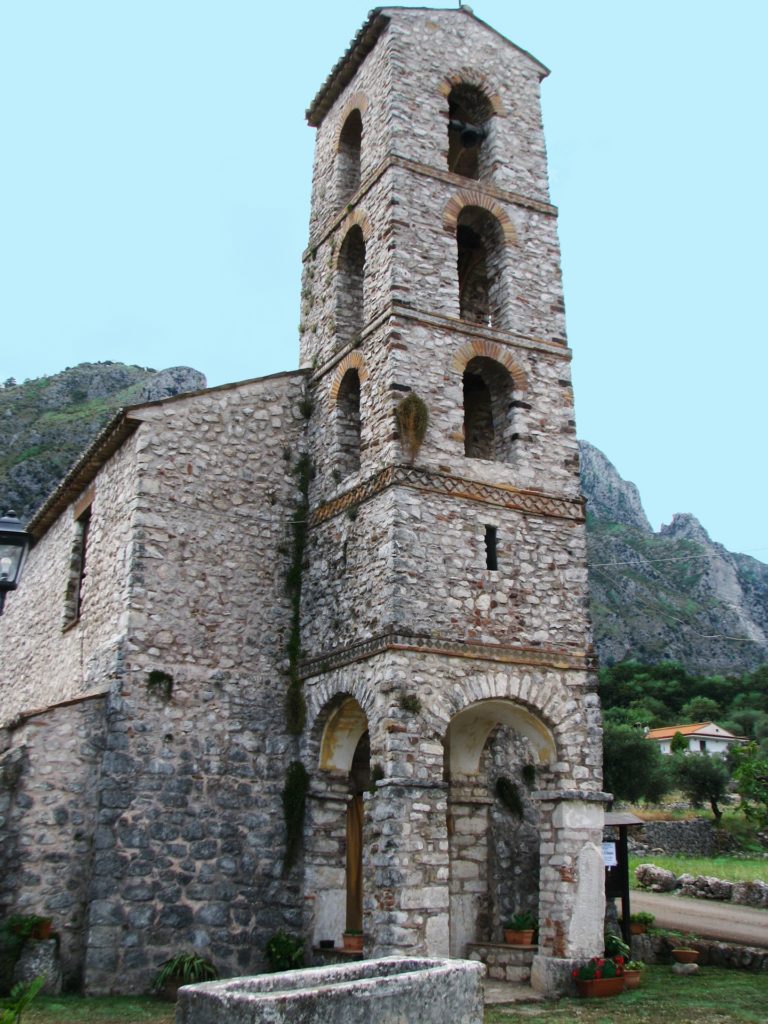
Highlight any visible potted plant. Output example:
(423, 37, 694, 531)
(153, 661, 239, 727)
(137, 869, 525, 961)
(572, 956, 625, 998)
(671, 946, 700, 964)
(629, 911, 655, 935)
(342, 929, 363, 952)
(503, 911, 536, 946)
(152, 952, 218, 1001)
(8, 914, 53, 942)
(624, 959, 645, 989)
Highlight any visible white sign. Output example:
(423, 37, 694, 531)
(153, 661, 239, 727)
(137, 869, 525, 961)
(602, 842, 617, 867)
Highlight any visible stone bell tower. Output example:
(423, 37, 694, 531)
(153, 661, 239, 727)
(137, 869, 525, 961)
(297, 7, 607, 994)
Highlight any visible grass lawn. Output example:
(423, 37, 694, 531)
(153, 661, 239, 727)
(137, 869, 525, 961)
(8, 968, 767, 1024)
(628, 854, 768, 886)
(11, 995, 174, 1023)
(486, 965, 768, 1024)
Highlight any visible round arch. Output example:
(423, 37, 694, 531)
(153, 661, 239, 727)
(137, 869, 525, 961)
(319, 696, 369, 772)
(446, 698, 556, 775)
(438, 67, 506, 117)
(443, 192, 516, 246)
(451, 339, 528, 392)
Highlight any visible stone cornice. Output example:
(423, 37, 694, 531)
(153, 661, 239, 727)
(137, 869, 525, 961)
(308, 304, 570, 387)
(309, 464, 585, 528)
(299, 629, 590, 680)
(303, 154, 556, 260)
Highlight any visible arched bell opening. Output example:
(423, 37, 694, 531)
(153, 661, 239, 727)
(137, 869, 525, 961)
(333, 368, 362, 478)
(447, 83, 494, 180)
(462, 355, 515, 462)
(336, 226, 366, 347)
(337, 109, 363, 205)
(307, 696, 370, 950)
(444, 699, 555, 957)
(456, 206, 506, 328)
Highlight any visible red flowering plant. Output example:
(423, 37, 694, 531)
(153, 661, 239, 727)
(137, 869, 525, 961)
(572, 956, 625, 981)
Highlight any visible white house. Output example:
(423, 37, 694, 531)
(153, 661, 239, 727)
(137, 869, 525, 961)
(646, 722, 746, 757)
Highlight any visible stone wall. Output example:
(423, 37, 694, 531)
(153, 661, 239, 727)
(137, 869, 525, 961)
(0, 437, 138, 724)
(83, 372, 310, 993)
(0, 696, 106, 989)
(629, 818, 743, 858)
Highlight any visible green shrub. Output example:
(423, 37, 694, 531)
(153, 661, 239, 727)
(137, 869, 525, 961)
(264, 931, 304, 973)
(152, 952, 218, 991)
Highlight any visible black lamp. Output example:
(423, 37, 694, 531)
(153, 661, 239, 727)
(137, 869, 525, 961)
(0, 511, 31, 615)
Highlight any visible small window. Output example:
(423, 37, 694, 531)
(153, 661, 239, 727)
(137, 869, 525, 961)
(484, 526, 498, 570)
(64, 504, 91, 625)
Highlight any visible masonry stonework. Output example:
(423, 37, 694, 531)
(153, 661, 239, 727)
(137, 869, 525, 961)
(0, 7, 606, 998)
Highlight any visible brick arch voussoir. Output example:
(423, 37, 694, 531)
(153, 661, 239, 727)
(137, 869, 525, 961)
(443, 191, 516, 246)
(333, 211, 373, 270)
(334, 93, 370, 150)
(327, 352, 368, 407)
(451, 339, 528, 393)
(438, 67, 506, 117)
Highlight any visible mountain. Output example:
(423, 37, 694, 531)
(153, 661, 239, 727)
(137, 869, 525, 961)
(581, 441, 768, 673)
(0, 365, 764, 675)
(0, 363, 206, 522)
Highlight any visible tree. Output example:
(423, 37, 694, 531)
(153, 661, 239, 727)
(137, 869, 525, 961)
(670, 730, 688, 754)
(603, 723, 671, 804)
(680, 696, 721, 723)
(731, 742, 768, 828)
(673, 753, 730, 821)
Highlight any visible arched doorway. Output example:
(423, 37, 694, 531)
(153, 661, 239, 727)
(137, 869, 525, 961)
(444, 699, 555, 957)
(306, 697, 370, 947)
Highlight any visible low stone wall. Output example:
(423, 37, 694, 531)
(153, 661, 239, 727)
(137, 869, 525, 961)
(631, 933, 768, 972)
(176, 957, 486, 1024)
(629, 819, 741, 857)
(635, 863, 768, 908)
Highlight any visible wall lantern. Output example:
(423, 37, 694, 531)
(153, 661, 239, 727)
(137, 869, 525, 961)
(0, 511, 31, 615)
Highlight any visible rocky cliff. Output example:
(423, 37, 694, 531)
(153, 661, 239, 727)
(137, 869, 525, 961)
(580, 441, 768, 673)
(1, 367, 764, 674)
(0, 363, 205, 522)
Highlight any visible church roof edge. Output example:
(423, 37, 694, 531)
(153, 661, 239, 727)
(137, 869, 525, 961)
(27, 368, 308, 541)
(305, 6, 549, 129)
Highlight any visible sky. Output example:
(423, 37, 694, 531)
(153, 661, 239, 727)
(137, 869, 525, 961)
(1, 1, 766, 560)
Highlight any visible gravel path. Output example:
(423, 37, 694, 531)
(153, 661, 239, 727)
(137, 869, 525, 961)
(632, 890, 768, 947)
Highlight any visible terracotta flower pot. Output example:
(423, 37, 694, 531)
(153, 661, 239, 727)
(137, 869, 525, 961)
(671, 949, 699, 964)
(343, 933, 363, 951)
(575, 977, 625, 998)
(31, 919, 53, 940)
(630, 923, 646, 935)
(503, 929, 535, 946)
(624, 970, 642, 990)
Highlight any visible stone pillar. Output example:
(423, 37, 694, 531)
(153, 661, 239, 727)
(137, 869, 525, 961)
(531, 790, 609, 997)
(448, 779, 491, 956)
(303, 773, 349, 951)
(366, 779, 450, 958)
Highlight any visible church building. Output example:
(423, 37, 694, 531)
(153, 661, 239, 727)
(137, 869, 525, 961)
(0, 6, 607, 997)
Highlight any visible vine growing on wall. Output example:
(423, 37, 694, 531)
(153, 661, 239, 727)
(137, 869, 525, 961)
(282, 760, 309, 870)
(285, 452, 312, 735)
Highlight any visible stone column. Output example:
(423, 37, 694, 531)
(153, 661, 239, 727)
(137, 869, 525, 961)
(366, 778, 450, 958)
(303, 773, 349, 951)
(448, 779, 491, 956)
(530, 790, 609, 997)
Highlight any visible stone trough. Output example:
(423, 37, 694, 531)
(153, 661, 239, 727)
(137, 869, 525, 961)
(176, 956, 486, 1024)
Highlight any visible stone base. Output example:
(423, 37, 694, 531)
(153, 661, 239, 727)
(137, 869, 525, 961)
(530, 955, 581, 998)
(13, 939, 62, 995)
(466, 942, 536, 983)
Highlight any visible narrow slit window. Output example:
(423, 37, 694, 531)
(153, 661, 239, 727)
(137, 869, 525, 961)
(64, 505, 91, 624)
(485, 525, 498, 570)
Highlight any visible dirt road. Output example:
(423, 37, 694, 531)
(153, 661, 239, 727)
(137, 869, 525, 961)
(632, 890, 768, 947)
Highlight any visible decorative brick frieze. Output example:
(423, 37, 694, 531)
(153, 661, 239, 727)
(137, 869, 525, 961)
(300, 630, 588, 680)
(309, 464, 585, 527)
